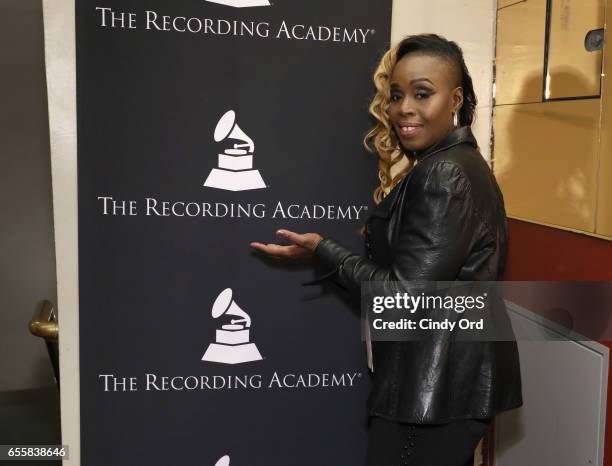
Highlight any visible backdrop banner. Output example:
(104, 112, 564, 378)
(77, 0, 392, 464)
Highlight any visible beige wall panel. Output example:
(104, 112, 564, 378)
(493, 99, 599, 232)
(595, 2, 612, 237)
(498, 0, 520, 8)
(546, 0, 604, 99)
(495, 0, 547, 105)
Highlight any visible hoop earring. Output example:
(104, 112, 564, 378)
(453, 111, 459, 128)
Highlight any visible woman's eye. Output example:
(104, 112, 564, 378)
(390, 94, 402, 102)
(415, 91, 431, 100)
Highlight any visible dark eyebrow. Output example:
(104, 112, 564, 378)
(390, 78, 435, 89)
(410, 78, 434, 85)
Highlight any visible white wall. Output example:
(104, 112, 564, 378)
(42, 0, 79, 463)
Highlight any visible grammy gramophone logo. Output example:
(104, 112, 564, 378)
(206, 0, 270, 7)
(203, 110, 267, 192)
(202, 288, 263, 364)
(214, 455, 230, 466)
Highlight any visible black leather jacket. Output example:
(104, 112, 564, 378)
(312, 126, 523, 423)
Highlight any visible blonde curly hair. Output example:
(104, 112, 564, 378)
(363, 43, 411, 205)
(363, 34, 477, 205)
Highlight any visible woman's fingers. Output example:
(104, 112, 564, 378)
(277, 230, 322, 252)
(249, 242, 308, 259)
(250, 230, 322, 260)
(276, 229, 305, 246)
(249, 242, 281, 255)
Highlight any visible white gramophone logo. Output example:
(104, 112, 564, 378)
(202, 288, 263, 364)
(203, 111, 267, 192)
(206, 0, 271, 7)
(214, 455, 230, 466)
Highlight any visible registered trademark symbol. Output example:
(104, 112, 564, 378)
(357, 373, 362, 377)
(371, 29, 376, 34)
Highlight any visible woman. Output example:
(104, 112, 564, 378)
(251, 34, 522, 466)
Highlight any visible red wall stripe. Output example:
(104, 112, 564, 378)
(504, 219, 612, 281)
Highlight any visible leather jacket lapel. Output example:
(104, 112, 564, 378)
(368, 170, 413, 220)
(416, 126, 477, 163)
(368, 126, 477, 221)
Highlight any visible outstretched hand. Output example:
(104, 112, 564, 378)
(250, 229, 323, 260)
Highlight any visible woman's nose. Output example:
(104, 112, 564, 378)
(399, 97, 416, 115)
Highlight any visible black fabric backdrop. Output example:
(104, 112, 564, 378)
(76, 1, 392, 464)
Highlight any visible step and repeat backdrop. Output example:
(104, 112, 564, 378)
(76, 0, 392, 464)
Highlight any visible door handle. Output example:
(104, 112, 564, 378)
(29, 300, 58, 341)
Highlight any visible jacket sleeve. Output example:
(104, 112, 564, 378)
(309, 161, 477, 295)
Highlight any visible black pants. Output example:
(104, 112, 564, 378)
(365, 416, 491, 466)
